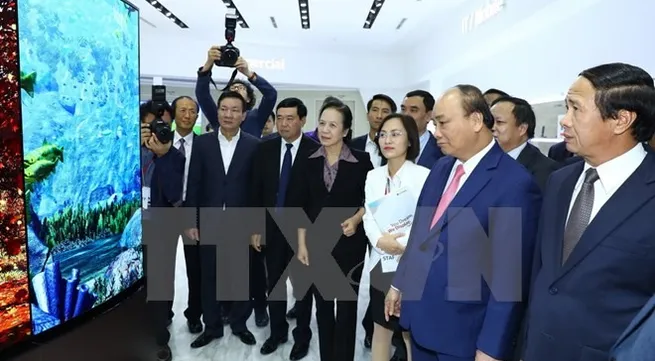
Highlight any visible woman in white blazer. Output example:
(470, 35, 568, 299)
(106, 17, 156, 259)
(363, 113, 431, 361)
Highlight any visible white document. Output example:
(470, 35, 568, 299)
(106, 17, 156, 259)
(368, 188, 417, 273)
(142, 187, 151, 210)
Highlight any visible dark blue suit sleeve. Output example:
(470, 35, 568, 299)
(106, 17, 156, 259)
(195, 68, 219, 130)
(249, 73, 277, 133)
(153, 146, 185, 206)
(477, 179, 542, 360)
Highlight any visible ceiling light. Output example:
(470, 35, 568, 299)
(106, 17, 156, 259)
(145, 1, 188, 28)
(363, 0, 385, 29)
(298, 0, 310, 29)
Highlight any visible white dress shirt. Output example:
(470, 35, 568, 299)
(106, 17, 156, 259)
(173, 130, 193, 201)
(567, 143, 647, 225)
(364, 134, 382, 168)
(443, 139, 495, 195)
(417, 130, 431, 161)
(363, 160, 431, 268)
(507, 141, 528, 160)
(279, 135, 302, 173)
(218, 128, 241, 173)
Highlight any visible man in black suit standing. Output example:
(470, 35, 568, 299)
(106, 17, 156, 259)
(250, 97, 318, 360)
(167, 96, 203, 335)
(184, 91, 261, 349)
(350, 94, 397, 167)
(524, 62, 655, 361)
(490, 96, 559, 190)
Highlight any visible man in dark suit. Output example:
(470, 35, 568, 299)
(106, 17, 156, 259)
(386, 85, 541, 361)
(250, 97, 319, 360)
(351, 94, 397, 168)
(184, 91, 261, 349)
(140, 101, 185, 361)
(610, 294, 655, 361)
(523, 63, 655, 361)
(400, 90, 443, 168)
(165, 96, 204, 335)
(490, 96, 559, 190)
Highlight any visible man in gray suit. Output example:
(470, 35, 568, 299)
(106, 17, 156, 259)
(610, 294, 655, 361)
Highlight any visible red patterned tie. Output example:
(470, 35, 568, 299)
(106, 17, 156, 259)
(430, 164, 465, 229)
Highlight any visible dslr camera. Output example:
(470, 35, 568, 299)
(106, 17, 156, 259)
(149, 85, 174, 143)
(215, 13, 240, 67)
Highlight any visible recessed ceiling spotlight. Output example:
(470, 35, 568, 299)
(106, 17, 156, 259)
(298, 0, 310, 29)
(363, 0, 385, 29)
(145, 1, 188, 28)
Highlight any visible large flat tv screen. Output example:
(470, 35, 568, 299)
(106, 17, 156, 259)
(17, 0, 142, 335)
(0, 0, 32, 348)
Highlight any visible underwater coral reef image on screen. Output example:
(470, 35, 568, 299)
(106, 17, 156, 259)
(17, 0, 142, 334)
(0, 0, 32, 349)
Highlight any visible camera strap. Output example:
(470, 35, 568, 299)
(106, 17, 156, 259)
(209, 69, 239, 92)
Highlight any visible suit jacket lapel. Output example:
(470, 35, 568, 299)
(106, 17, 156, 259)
(211, 131, 227, 175)
(270, 137, 282, 191)
(550, 162, 582, 269)
(558, 154, 655, 278)
(517, 143, 537, 172)
(225, 135, 247, 177)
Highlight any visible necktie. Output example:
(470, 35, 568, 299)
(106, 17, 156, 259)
(430, 164, 465, 229)
(562, 168, 599, 263)
(178, 138, 186, 158)
(276, 143, 293, 208)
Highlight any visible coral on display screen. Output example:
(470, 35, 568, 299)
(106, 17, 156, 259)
(17, 0, 143, 335)
(0, 0, 32, 349)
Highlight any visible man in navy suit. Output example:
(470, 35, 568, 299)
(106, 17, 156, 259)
(386, 85, 542, 361)
(140, 100, 185, 361)
(610, 294, 655, 361)
(183, 91, 261, 349)
(400, 90, 443, 168)
(351, 94, 397, 167)
(523, 63, 655, 361)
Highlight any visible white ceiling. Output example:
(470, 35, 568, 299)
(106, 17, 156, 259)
(135, 0, 469, 50)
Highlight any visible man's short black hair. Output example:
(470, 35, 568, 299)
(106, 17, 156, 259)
(483, 88, 510, 98)
(217, 91, 247, 112)
(405, 90, 435, 111)
(490, 96, 536, 138)
(367, 94, 397, 113)
(140, 100, 172, 122)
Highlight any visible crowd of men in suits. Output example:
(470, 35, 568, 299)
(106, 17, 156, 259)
(140, 56, 655, 361)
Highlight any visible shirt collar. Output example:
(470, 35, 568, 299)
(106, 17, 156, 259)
(218, 127, 241, 142)
(366, 133, 377, 146)
(507, 141, 528, 160)
(174, 130, 194, 144)
(455, 139, 495, 175)
(309, 144, 359, 163)
(580, 143, 647, 193)
(419, 130, 430, 150)
(282, 134, 302, 150)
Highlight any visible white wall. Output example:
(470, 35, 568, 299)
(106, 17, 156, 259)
(414, 0, 655, 102)
(139, 28, 406, 90)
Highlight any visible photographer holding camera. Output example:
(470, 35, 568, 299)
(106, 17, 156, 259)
(140, 100, 186, 361)
(195, 14, 277, 137)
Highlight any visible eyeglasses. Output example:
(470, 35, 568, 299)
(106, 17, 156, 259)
(378, 130, 404, 139)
